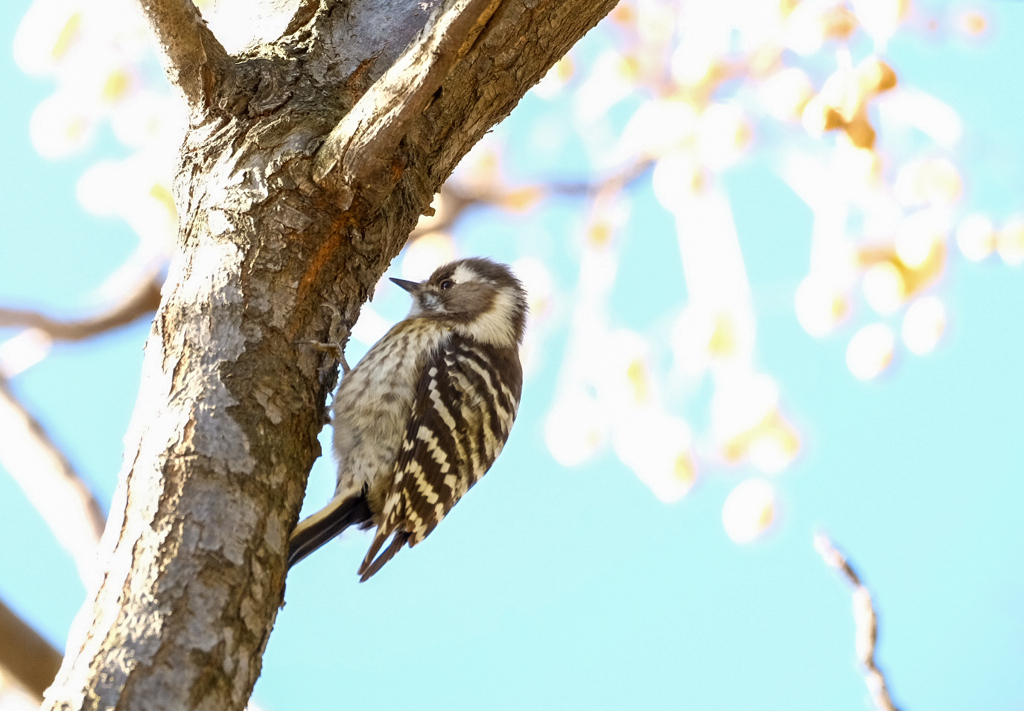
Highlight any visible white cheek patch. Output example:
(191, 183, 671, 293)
(458, 287, 518, 347)
(450, 264, 480, 286)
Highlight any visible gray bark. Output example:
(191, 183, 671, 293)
(41, 0, 617, 709)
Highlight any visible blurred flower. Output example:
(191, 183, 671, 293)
(858, 222, 946, 304)
(652, 151, 703, 211)
(894, 158, 962, 207)
(498, 187, 544, 214)
(712, 372, 777, 449)
(609, 3, 635, 27)
(673, 306, 753, 375)
(350, 306, 390, 347)
(857, 56, 897, 95)
(111, 90, 186, 149)
(722, 478, 777, 543)
(513, 257, 555, 324)
(902, 296, 946, 355)
(784, 3, 856, 56)
(532, 56, 575, 100)
(956, 9, 988, 38)
(402, 233, 457, 281)
(803, 72, 856, 138)
(545, 391, 607, 467)
(76, 152, 178, 248)
(795, 276, 850, 337)
(747, 417, 801, 474)
(513, 257, 556, 376)
(846, 323, 895, 380)
(862, 261, 905, 315)
(575, 51, 639, 123)
(894, 210, 944, 269)
(13, 0, 83, 76)
(878, 88, 963, 149)
(697, 103, 752, 171)
(759, 67, 814, 122)
(996, 217, 1024, 266)
(613, 411, 696, 503)
(851, 0, 907, 47)
(670, 43, 722, 89)
(617, 99, 698, 160)
(453, 143, 501, 191)
(955, 214, 995, 262)
(30, 92, 96, 158)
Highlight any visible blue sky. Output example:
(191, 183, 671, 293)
(2, 1, 1024, 709)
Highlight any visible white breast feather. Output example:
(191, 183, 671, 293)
(332, 322, 449, 496)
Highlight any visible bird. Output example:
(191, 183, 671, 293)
(288, 257, 527, 581)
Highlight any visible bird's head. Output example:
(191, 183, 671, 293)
(391, 257, 528, 348)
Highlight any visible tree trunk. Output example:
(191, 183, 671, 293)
(42, 1, 617, 709)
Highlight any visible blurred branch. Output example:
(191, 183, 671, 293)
(412, 158, 654, 238)
(0, 272, 162, 343)
(135, 0, 232, 114)
(815, 533, 902, 711)
(0, 596, 63, 701)
(0, 376, 107, 585)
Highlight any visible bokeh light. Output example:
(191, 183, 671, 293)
(846, 323, 895, 380)
(722, 478, 777, 544)
(902, 295, 946, 356)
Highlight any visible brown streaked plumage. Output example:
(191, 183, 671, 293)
(288, 257, 527, 580)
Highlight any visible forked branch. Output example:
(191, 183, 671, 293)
(313, 0, 502, 208)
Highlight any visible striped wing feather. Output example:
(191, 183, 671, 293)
(358, 335, 521, 580)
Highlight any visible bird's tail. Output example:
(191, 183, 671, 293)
(287, 493, 373, 569)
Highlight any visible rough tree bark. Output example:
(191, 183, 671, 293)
(41, 0, 618, 709)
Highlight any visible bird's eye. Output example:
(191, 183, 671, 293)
(440, 279, 454, 290)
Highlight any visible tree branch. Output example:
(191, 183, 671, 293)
(0, 272, 162, 342)
(312, 0, 503, 209)
(0, 597, 63, 702)
(412, 159, 654, 238)
(0, 377, 107, 585)
(43, 1, 619, 709)
(135, 0, 232, 115)
(815, 533, 902, 711)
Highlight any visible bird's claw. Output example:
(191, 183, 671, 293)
(299, 303, 352, 376)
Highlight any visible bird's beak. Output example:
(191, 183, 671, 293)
(390, 278, 419, 294)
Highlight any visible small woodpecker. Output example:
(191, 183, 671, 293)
(288, 257, 527, 581)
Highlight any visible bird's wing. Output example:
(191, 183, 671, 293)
(357, 335, 522, 580)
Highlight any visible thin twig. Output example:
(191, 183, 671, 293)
(0, 272, 162, 342)
(0, 596, 63, 701)
(0, 376, 107, 586)
(412, 158, 654, 238)
(135, 0, 231, 114)
(814, 532, 902, 711)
